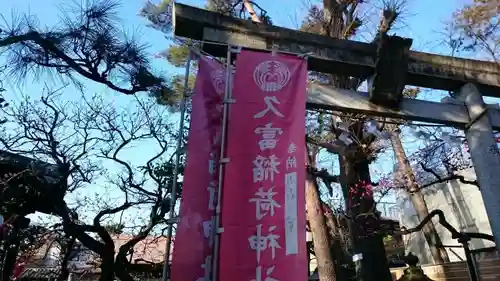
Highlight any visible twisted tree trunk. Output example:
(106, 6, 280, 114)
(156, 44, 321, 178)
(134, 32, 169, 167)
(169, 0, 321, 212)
(306, 151, 337, 281)
(57, 236, 76, 281)
(55, 200, 116, 281)
(114, 255, 134, 281)
(390, 129, 450, 264)
(339, 153, 392, 281)
(322, 203, 350, 280)
(0, 225, 20, 281)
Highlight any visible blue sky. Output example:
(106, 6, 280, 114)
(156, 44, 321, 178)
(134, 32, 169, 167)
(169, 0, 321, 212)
(0, 0, 476, 223)
(0, 0, 470, 109)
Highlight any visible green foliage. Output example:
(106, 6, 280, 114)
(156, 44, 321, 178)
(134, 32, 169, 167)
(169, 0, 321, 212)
(150, 157, 185, 199)
(140, 0, 273, 106)
(164, 45, 191, 68)
(147, 43, 194, 108)
(149, 73, 196, 110)
(206, 0, 240, 15)
(300, 2, 363, 39)
(382, 234, 393, 245)
(403, 87, 420, 99)
(398, 266, 435, 281)
(206, 0, 271, 23)
(104, 223, 125, 235)
(139, 0, 174, 33)
(0, 68, 8, 124)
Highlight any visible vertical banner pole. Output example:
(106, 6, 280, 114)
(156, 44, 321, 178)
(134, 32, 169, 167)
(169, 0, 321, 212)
(162, 50, 192, 281)
(217, 49, 308, 281)
(211, 45, 234, 281)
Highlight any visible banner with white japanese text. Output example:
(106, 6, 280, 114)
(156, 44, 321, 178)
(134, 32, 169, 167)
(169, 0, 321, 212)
(219, 50, 308, 281)
(170, 55, 226, 281)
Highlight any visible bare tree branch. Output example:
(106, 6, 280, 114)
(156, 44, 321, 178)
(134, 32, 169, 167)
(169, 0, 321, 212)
(419, 162, 479, 188)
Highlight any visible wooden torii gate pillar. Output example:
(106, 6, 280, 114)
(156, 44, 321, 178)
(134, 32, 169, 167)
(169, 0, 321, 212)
(172, 3, 500, 281)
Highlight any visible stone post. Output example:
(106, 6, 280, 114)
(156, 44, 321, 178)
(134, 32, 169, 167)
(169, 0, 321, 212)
(458, 83, 500, 253)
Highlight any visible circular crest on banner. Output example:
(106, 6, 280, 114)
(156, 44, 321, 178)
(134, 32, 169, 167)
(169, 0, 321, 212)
(253, 60, 291, 92)
(211, 70, 226, 95)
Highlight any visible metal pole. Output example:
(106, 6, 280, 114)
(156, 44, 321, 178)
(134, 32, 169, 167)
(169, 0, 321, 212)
(461, 238, 479, 281)
(457, 83, 500, 253)
(211, 45, 234, 281)
(161, 50, 193, 281)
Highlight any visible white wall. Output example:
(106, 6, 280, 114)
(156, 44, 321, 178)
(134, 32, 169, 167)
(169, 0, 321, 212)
(44, 244, 61, 266)
(398, 168, 495, 265)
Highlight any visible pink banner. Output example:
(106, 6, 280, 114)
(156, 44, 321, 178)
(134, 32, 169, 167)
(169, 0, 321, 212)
(170, 55, 225, 281)
(219, 50, 308, 281)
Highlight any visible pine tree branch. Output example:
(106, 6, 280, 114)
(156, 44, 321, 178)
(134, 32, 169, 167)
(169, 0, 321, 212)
(0, 32, 148, 95)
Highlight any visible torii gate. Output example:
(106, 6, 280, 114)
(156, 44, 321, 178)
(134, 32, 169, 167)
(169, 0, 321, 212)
(172, 0, 500, 269)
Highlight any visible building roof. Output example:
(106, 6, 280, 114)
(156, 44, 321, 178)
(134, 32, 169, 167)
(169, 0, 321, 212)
(19, 233, 173, 280)
(111, 234, 172, 264)
(15, 233, 173, 281)
(19, 268, 61, 280)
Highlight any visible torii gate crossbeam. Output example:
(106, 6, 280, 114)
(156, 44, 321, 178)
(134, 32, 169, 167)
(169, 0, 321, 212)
(172, 3, 500, 96)
(308, 84, 500, 130)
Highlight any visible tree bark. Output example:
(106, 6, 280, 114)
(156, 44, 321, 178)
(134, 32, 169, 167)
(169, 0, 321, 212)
(306, 151, 337, 281)
(98, 230, 116, 281)
(114, 254, 134, 281)
(0, 215, 27, 281)
(115, 233, 151, 281)
(54, 200, 116, 281)
(99, 253, 115, 281)
(390, 129, 450, 264)
(322, 203, 350, 280)
(242, 0, 261, 22)
(57, 236, 76, 281)
(339, 154, 392, 281)
(0, 230, 20, 281)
